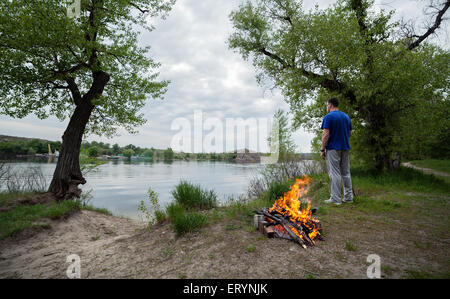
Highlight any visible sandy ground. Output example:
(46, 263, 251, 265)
(0, 204, 448, 279)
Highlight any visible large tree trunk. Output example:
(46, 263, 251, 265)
(48, 101, 94, 200)
(48, 71, 110, 200)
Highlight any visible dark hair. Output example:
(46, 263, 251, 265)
(328, 97, 339, 107)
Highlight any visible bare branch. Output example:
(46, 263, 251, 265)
(408, 0, 450, 50)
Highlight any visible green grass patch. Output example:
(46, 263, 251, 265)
(0, 200, 81, 239)
(408, 159, 450, 174)
(165, 202, 208, 236)
(171, 180, 218, 210)
(81, 205, 112, 216)
(351, 166, 450, 195)
(404, 270, 449, 279)
(0, 191, 39, 207)
(344, 240, 358, 251)
(353, 196, 403, 213)
(170, 211, 208, 236)
(246, 244, 256, 252)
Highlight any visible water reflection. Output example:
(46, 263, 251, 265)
(3, 160, 263, 220)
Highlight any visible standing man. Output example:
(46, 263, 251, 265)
(320, 98, 353, 205)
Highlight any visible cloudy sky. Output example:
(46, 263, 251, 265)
(0, 0, 448, 153)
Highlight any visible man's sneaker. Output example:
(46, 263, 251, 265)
(324, 199, 342, 205)
(343, 199, 354, 203)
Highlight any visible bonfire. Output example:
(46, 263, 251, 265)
(253, 176, 323, 248)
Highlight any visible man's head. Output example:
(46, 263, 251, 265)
(327, 97, 339, 113)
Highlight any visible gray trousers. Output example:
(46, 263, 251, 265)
(326, 150, 353, 203)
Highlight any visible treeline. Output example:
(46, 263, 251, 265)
(0, 136, 239, 162)
(0, 136, 61, 159)
(81, 141, 238, 161)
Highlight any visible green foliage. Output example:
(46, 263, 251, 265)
(408, 159, 450, 174)
(0, 138, 61, 158)
(263, 179, 295, 205)
(79, 150, 105, 174)
(143, 148, 155, 158)
(0, 0, 175, 137)
(87, 146, 99, 157)
(228, 0, 449, 169)
(170, 210, 207, 236)
(268, 109, 297, 161)
(163, 147, 174, 161)
(171, 180, 218, 210)
(82, 205, 112, 216)
(165, 202, 207, 235)
(344, 240, 358, 252)
(122, 149, 135, 159)
(138, 187, 166, 223)
(246, 244, 256, 252)
(0, 200, 81, 239)
(351, 166, 450, 194)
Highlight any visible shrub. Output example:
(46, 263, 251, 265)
(138, 187, 166, 224)
(171, 180, 217, 210)
(263, 179, 295, 205)
(166, 202, 185, 221)
(170, 211, 207, 236)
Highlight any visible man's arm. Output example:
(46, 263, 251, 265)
(321, 129, 329, 160)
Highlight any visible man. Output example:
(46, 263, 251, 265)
(320, 97, 353, 205)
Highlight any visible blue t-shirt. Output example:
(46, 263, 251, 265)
(321, 111, 352, 151)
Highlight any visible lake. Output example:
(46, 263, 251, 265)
(2, 160, 264, 220)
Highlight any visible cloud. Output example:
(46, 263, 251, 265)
(1, 0, 445, 153)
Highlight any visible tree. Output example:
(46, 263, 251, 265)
(143, 148, 155, 158)
(229, 0, 449, 170)
(122, 149, 135, 159)
(164, 147, 174, 161)
(87, 146, 99, 157)
(0, 0, 175, 199)
(268, 109, 296, 161)
(112, 143, 121, 155)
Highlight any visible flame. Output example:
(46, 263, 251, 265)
(268, 175, 321, 242)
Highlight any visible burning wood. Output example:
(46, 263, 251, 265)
(253, 176, 323, 248)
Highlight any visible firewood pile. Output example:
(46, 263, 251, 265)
(253, 176, 323, 248)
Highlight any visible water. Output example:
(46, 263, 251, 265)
(2, 160, 263, 220)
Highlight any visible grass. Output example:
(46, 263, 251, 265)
(0, 191, 114, 240)
(200, 164, 450, 278)
(408, 159, 450, 174)
(350, 166, 450, 195)
(344, 240, 358, 251)
(0, 199, 81, 239)
(82, 205, 113, 216)
(246, 244, 256, 252)
(0, 191, 39, 207)
(165, 202, 207, 236)
(171, 212, 208, 236)
(171, 180, 218, 210)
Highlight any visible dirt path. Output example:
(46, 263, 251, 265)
(0, 205, 448, 279)
(402, 162, 450, 178)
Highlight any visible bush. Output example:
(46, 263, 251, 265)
(87, 146, 99, 157)
(138, 188, 167, 224)
(164, 202, 207, 236)
(170, 211, 207, 236)
(171, 180, 217, 210)
(263, 179, 295, 205)
(166, 202, 185, 221)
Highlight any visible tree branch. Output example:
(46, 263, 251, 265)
(257, 47, 357, 105)
(408, 0, 450, 50)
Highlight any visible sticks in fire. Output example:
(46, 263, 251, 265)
(253, 208, 323, 248)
